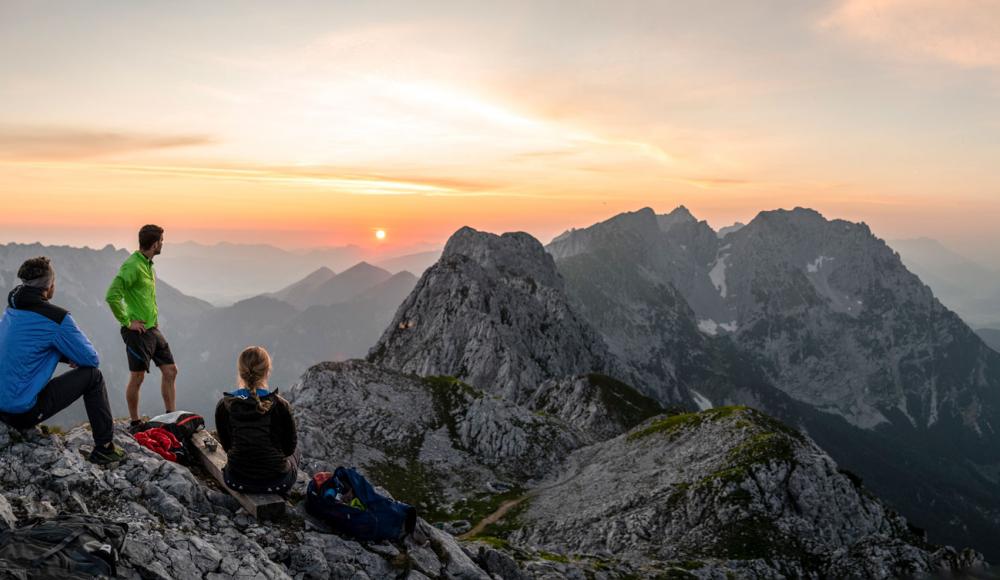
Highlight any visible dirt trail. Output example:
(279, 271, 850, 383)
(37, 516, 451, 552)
(461, 441, 605, 540)
(460, 494, 530, 539)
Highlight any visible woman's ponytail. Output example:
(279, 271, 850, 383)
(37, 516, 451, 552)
(238, 346, 274, 414)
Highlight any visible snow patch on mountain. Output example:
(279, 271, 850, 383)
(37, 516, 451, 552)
(928, 385, 939, 427)
(698, 319, 719, 335)
(691, 390, 714, 410)
(709, 253, 729, 297)
(807, 255, 834, 273)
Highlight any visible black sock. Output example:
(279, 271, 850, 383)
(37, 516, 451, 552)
(130, 419, 142, 426)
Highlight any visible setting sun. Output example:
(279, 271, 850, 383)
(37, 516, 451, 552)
(375, 229, 387, 240)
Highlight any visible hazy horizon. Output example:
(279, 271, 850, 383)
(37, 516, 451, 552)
(3, 204, 1000, 273)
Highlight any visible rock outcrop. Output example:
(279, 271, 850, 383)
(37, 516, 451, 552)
(288, 360, 588, 521)
(0, 421, 495, 579)
(369, 227, 624, 403)
(511, 407, 984, 579)
(525, 373, 665, 441)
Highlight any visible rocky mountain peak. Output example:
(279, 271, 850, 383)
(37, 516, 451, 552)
(547, 208, 662, 263)
(752, 205, 826, 224)
(656, 204, 697, 233)
(370, 227, 618, 402)
(442, 227, 562, 290)
(717, 222, 746, 238)
(336, 261, 392, 280)
(544, 205, 1000, 558)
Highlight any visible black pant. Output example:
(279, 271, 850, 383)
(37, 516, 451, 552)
(225, 451, 300, 495)
(0, 367, 113, 447)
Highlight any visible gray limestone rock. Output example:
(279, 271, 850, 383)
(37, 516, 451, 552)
(510, 406, 984, 578)
(368, 227, 624, 403)
(0, 421, 495, 579)
(289, 359, 586, 515)
(546, 205, 1000, 559)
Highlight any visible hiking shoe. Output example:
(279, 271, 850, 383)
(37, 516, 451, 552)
(127, 419, 148, 435)
(89, 444, 126, 465)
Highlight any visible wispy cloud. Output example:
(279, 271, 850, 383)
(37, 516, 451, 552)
(670, 176, 754, 189)
(821, 0, 1000, 69)
(0, 161, 517, 197)
(0, 125, 215, 160)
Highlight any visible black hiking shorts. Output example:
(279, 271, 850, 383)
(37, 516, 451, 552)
(121, 326, 175, 373)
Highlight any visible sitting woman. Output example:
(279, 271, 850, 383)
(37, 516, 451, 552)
(215, 346, 298, 495)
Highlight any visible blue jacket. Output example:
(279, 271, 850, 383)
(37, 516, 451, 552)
(0, 285, 100, 414)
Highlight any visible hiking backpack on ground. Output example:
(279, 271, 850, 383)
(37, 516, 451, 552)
(305, 466, 417, 542)
(140, 410, 205, 464)
(144, 410, 205, 442)
(0, 514, 128, 579)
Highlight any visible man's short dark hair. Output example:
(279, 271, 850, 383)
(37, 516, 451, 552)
(138, 225, 164, 250)
(18, 256, 55, 288)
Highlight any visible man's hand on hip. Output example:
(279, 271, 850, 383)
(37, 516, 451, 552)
(129, 320, 147, 333)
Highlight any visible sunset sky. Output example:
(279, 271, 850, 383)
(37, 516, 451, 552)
(2, 1, 999, 261)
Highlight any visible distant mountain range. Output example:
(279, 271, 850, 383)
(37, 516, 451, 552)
(0, 242, 417, 427)
(979, 328, 1000, 353)
(891, 237, 1000, 328)
(152, 240, 438, 305)
(547, 207, 1000, 559)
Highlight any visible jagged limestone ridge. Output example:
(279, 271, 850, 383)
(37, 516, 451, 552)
(507, 406, 984, 579)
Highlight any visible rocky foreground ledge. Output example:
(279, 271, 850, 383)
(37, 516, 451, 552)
(0, 387, 990, 579)
(0, 421, 505, 579)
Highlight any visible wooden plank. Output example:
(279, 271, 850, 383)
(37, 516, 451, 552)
(191, 431, 287, 521)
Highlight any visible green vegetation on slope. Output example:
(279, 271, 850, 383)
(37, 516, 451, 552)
(588, 373, 664, 429)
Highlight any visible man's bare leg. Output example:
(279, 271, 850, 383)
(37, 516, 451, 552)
(160, 364, 178, 413)
(126, 371, 145, 421)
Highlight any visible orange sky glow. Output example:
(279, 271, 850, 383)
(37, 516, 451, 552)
(2, 1, 999, 261)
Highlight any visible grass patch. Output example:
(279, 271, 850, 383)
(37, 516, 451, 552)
(709, 515, 821, 568)
(674, 560, 704, 570)
(656, 570, 698, 580)
(626, 406, 755, 442)
(447, 486, 525, 527)
(698, 430, 799, 489)
(587, 373, 664, 429)
(39, 424, 65, 436)
(627, 406, 760, 442)
(627, 412, 704, 442)
(475, 495, 532, 539)
(422, 376, 483, 445)
(367, 458, 447, 520)
(538, 551, 570, 563)
(472, 535, 513, 550)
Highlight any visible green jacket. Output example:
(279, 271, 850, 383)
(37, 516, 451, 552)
(106, 251, 159, 329)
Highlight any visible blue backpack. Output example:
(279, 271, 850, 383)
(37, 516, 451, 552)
(305, 467, 417, 542)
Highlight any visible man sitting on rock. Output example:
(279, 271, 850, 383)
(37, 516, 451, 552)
(0, 257, 125, 464)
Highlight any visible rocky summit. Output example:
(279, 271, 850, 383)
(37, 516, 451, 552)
(369, 227, 625, 404)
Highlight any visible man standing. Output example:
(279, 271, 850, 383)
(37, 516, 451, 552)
(106, 224, 178, 432)
(0, 257, 125, 464)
